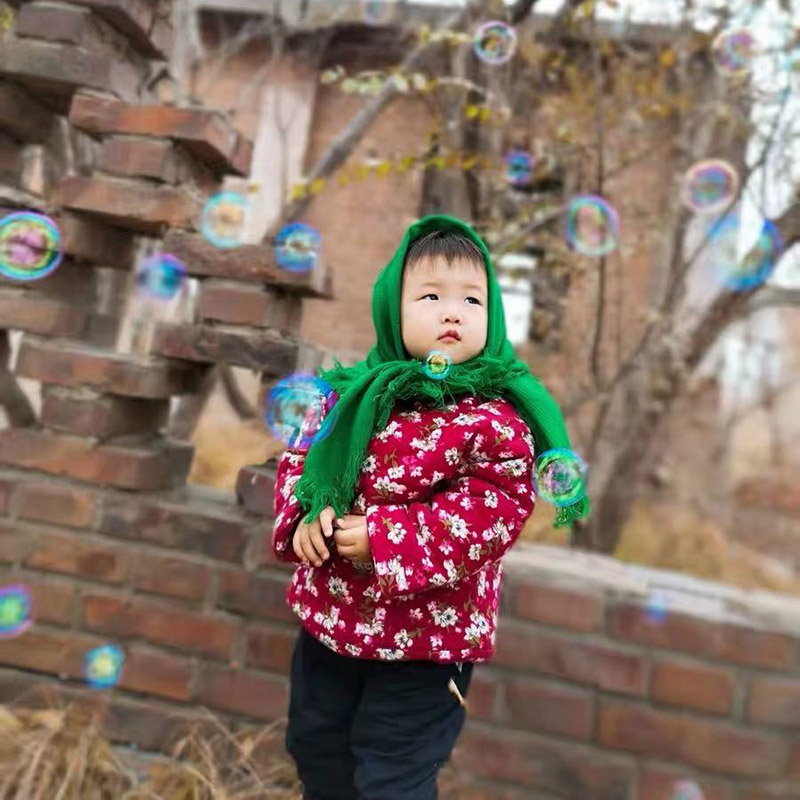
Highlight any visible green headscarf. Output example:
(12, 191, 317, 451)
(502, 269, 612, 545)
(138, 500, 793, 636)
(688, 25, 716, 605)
(293, 214, 589, 528)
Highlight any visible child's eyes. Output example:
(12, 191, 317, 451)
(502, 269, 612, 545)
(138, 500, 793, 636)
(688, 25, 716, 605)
(466, 296, 482, 305)
(421, 293, 482, 305)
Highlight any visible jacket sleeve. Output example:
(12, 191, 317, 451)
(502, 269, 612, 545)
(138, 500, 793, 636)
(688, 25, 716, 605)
(366, 406, 536, 599)
(271, 390, 338, 564)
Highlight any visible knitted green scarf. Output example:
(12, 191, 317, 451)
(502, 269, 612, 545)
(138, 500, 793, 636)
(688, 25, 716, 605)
(293, 214, 589, 528)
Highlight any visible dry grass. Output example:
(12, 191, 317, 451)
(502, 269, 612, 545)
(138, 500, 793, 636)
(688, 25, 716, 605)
(0, 704, 301, 800)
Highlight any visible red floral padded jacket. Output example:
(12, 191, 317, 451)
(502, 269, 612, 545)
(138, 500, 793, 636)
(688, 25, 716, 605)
(271, 393, 536, 663)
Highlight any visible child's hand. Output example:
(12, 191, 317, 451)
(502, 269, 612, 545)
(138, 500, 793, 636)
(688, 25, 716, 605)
(293, 506, 337, 567)
(333, 514, 372, 565)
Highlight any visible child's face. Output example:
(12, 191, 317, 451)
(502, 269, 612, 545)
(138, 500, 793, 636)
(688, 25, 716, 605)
(400, 256, 488, 364)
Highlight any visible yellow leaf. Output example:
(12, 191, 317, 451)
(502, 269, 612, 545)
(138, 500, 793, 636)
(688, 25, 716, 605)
(659, 48, 676, 68)
(289, 184, 307, 201)
(395, 156, 416, 174)
(376, 161, 393, 177)
(309, 178, 326, 195)
(426, 156, 446, 170)
(465, 105, 480, 119)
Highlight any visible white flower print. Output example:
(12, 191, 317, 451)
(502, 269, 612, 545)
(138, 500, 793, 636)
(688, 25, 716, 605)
(386, 521, 407, 545)
(460, 496, 474, 511)
(439, 511, 469, 540)
(345, 643, 363, 657)
(468, 543, 483, 561)
(376, 420, 402, 442)
(430, 634, 443, 648)
(394, 629, 413, 649)
(374, 476, 406, 497)
(377, 648, 405, 660)
(387, 464, 406, 480)
(431, 605, 458, 628)
(444, 447, 460, 466)
(484, 490, 499, 509)
(361, 454, 377, 474)
(410, 608, 423, 621)
(376, 556, 408, 592)
(314, 605, 341, 632)
(318, 633, 339, 651)
(327, 577, 352, 604)
(410, 466, 423, 478)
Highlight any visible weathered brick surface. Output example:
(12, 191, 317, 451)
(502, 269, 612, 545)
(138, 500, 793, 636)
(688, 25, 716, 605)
(196, 665, 288, 720)
(0, 81, 55, 142)
(41, 386, 169, 439)
(16, 336, 201, 398)
(503, 574, 604, 632)
(245, 624, 297, 673)
(199, 281, 303, 330)
(748, 676, 800, 729)
(236, 462, 276, 516)
(26, 578, 77, 626)
(0, 428, 194, 490)
(120, 647, 192, 702)
(650, 657, 736, 715)
(0, 289, 87, 337)
(218, 569, 295, 623)
(0, 628, 95, 679)
(24, 529, 129, 584)
(636, 766, 730, 800)
(504, 677, 595, 740)
(16, 2, 95, 46)
(59, 211, 136, 268)
(12, 480, 97, 528)
(133, 552, 212, 603)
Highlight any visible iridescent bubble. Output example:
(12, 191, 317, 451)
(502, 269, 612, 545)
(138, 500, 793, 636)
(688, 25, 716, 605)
(473, 21, 517, 66)
(645, 592, 669, 625)
(136, 253, 186, 300)
(505, 150, 534, 187)
(682, 159, 739, 215)
(274, 223, 322, 274)
(424, 350, 452, 380)
(533, 449, 587, 508)
(565, 195, 620, 257)
(0, 584, 32, 638)
(712, 28, 756, 76)
(0, 212, 63, 281)
(201, 192, 251, 249)
(84, 644, 124, 689)
(361, 0, 393, 25)
(709, 215, 782, 292)
(266, 374, 337, 451)
(671, 779, 705, 800)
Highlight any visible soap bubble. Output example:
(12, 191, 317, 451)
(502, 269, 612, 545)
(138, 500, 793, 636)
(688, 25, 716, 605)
(0, 584, 32, 638)
(85, 644, 124, 689)
(533, 449, 587, 508)
(136, 253, 186, 300)
(0, 212, 63, 281)
(712, 28, 756, 76)
(565, 196, 620, 257)
(274, 223, 322, 274)
(645, 592, 670, 625)
(671, 779, 705, 800)
(505, 150, 534, 187)
(266, 374, 337, 451)
(424, 350, 452, 380)
(682, 160, 739, 215)
(709, 215, 781, 292)
(473, 21, 517, 66)
(362, 0, 393, 25)
(201, 192, 251, 249)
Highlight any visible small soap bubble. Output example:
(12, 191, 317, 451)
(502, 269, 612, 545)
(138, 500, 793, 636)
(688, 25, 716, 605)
(274, 223, 322, 274)
(361, 0, 393, 25)
(533, 449, 587, 508)
(505, 150, 534, 187)
(645, 591, 669, 625)
(424, 350, 452, 380)
(565, 196, 620, 257)
(266, 374, 337, 451)
(682, 160, 739, 215)
(201, 192, 251, 249)
(712, 28, 756, 75)
(709, 215, 781, 292)
(0, 584, 32, 638)
(0, 212, 63, 281)
(84, 644, 124, 689)
(473, 21, 517, 66)
(671, 779, 705, 800)
(136, 253, 186, 300)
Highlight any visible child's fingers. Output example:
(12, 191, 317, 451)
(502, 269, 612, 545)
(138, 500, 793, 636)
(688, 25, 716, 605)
(293, 526, 306, 562)
(336, 514, 365, 530)
(307, 523, 330, 566)
(320, 507, 336, 537)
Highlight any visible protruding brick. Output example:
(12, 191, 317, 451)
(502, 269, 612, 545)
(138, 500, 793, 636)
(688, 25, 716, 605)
(196, 665, 288, 721)
(218, 569, 294, 623)
(25, 530, 128, 584)
(504, 677, 595, 740)
(16, 3, 95, 46)
(494, 620, 647, 696)
(27, 579, 77, 626)
(651, 658, 736, 715)
(16, 337, 201, 398)
(0, 289, 86, 337)
(133, 552, 212, 603)
(236, 462, 276, 516)
(0, 428, 194, 490)
(199, 281, 303, 330)
(41, 386, 169, 439)
(59, 211, 136, 268)
(0, 628, 95, 679)
(0, 82, 55, 143)
(55, 174, 201, 234)
(598, 701, 788, 778)
(82, 592, 237, 660)
(748, 676, 800, 729)
(13, 481, 97, 528)
(504, 575, 604, 633)
(121, 647, 192, 702)
(245, 624, 297, 673)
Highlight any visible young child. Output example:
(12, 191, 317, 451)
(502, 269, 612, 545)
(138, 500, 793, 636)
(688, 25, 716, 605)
(272, 214, 588, 800)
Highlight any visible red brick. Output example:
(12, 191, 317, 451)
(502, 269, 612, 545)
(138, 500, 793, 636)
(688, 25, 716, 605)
(790, 741, 800, 777)
(453, 727, 635, 796)
(120, 647, 192, 702)
(609, 601, 794, 670)
(738, 785, 800, 800)
(59, 211, 136, 268)
(651, 658, 736, 715)
(636, 766, 730, 800)
(504, 677, 595, 740)
(153, 322, 304, 374)
(218, 569, 294, 623)
(99, 136, 179, 182)
(748, 676, 800, 729)
(598, 701, 788, 778)
(236, 462, 276, 516)
(27, 579, 76, 626)
(16, 3, 93, 46)
(98, 497, 249, 563)
(0, 133, 23, 182)
(245, 624, 297, 673)
(196, 665, 288, 721)
(0, 82, 54, 143)
(68, 93, 250, 174)
(464, 669, 500, 722)
(0, 289, 86, 337)
(505, 576, 603, 633)
(0, 628, 94, 678)
(16, 337, 200, 399)
(199, 281, 302, 330)
(25, 531, 128, 584)
(134, 553, 211, 603)
(41, 386, 169, 439)
(494, 620, 647, 696)
(55, 174, 200, 234)
(83, 592, 236, 660)
(0, 522, 31, 564)
(0, 428, 193, 490)
(0, 476, 14, 515)
(13, 481, 97, 528)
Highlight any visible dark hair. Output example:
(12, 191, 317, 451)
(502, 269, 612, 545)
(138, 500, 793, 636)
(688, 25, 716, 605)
(403, 230, 485, 272)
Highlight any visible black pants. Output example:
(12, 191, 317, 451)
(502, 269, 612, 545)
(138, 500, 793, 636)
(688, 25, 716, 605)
(286, 628, 473, 800)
